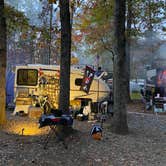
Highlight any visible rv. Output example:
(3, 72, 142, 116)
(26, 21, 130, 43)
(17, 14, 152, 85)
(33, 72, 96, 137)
(13, 64, 110, 115)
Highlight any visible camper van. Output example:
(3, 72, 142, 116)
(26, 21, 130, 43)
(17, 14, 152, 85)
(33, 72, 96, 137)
(13, 64, 110, 115)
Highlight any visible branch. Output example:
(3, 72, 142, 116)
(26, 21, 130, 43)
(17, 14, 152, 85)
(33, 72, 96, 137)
(100, 38, 115, 61)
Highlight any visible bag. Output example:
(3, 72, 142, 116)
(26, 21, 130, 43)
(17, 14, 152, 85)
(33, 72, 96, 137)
(90, 125, 102, 140)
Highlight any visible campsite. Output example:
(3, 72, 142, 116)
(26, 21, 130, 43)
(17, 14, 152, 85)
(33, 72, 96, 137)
(0, 0, 166, 166)
(0, 102, 166, 166)
(2, 65, 165, 165)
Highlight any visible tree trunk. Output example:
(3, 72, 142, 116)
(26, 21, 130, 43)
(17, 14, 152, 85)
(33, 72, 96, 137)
(0, 0, 7, 125)
(125, 0, 132, 103)
(59, 0, 71, 113)
(111, 0, 128, 134)
(56, 0, 73, 143)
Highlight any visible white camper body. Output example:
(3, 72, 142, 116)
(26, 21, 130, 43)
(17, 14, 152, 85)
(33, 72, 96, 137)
(13, 64, 110, 114)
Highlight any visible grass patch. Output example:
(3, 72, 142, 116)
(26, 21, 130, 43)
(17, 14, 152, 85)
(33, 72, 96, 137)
(130, 92, 141, 100)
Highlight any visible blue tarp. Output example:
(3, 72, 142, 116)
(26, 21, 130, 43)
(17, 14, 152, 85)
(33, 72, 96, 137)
(6, 71, 15, 106)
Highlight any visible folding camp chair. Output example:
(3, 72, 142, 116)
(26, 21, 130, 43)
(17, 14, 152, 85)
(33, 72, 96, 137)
(39, 113, 73, 149)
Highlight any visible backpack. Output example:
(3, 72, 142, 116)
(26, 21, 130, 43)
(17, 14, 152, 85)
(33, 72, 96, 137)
(90, 124, 102, 140)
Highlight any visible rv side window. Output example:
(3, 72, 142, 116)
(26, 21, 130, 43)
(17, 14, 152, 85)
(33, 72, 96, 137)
(17, 69, 38, 86)
(75, 78, 83, 86)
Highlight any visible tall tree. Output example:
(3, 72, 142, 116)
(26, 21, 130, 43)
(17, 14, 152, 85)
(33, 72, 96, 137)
(77, 0, 115, 69)
(0, 0, 7, 125)
(111, 0, 128, 134)
(4, 4, 30, 68)
(124, 0, 132, 102)
(59, 0, 71, 113)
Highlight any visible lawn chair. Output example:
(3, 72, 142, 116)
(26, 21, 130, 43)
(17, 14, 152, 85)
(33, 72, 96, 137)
(39, 113, 73, 149)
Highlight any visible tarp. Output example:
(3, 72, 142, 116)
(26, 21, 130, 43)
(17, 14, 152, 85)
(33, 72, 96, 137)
(6, 71, 15, 106)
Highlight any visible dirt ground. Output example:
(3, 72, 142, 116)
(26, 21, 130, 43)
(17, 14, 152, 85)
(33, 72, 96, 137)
(0, 101, 166, 166)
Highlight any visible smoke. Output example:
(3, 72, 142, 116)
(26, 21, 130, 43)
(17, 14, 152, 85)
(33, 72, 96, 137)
(130, 31, 166, 79)
(155, 42, 166, 68)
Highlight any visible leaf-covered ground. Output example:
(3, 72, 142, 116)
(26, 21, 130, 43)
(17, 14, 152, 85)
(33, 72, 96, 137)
(0, 102, 166, 166)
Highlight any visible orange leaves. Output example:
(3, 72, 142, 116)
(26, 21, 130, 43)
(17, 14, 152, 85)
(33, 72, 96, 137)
(21, 33, 28, 40)
(48, 0, 57, 4)
(71, 56, 79, 65)
(37, 42, 46, 48)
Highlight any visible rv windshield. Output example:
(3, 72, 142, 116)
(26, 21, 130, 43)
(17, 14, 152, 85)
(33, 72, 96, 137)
(17, 69, 38, 86)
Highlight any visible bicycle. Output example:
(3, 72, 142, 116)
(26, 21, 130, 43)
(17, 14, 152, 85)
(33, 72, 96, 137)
(33, 95, 52, 114)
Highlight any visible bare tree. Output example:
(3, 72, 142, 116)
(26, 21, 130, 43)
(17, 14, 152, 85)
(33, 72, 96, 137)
(111, 0, 128, 134)
(0, 0, 7, 125)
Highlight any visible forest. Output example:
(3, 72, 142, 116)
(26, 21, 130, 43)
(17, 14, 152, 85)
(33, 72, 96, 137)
(0, 0, 166, 165)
